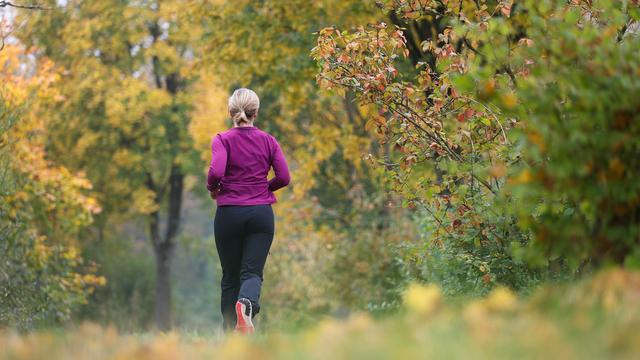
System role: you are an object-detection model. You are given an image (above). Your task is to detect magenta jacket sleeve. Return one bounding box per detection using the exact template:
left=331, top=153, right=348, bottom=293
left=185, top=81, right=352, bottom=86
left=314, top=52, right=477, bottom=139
left=268, top=137, right=290, bottom=192
left=207, top=135, right=227, bottom=192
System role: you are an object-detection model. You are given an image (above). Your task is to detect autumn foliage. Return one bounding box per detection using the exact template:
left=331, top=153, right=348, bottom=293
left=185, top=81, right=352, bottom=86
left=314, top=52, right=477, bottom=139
left=1, top=45, right=104, bottom=328
left=312, top=0, right=640, bottom=286
left=1, top=0, right=639, bottom=351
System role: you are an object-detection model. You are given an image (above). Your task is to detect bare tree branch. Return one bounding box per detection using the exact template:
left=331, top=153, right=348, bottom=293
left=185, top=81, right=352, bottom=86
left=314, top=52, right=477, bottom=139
left=0, top=1, right=54, bottom=50
left=0, top=1, right=53, bottom=10
left=0, top=21, right=9, bottom=52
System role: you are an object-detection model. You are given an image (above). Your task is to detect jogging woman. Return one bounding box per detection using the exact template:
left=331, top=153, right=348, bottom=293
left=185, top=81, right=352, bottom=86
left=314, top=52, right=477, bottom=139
left=207, top=88, right=290, bottom=334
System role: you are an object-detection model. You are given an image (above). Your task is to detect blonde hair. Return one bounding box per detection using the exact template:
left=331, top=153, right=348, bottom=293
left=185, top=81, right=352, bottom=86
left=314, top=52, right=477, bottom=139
left=228, top=88, right=260, bottom=126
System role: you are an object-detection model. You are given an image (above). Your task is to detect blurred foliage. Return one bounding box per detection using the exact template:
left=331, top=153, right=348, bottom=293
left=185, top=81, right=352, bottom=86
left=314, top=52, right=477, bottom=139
left=259, top=200, right=418, bottom=327
left=7, top=0, right=411, bottom=330
left=1, top=268, right=640, bottom=359
left=13, top=0, right=219, bottom=330
left=2, top=0, right=639, bottom=336
left=499, top=0, right=640, bottom=267
left=73, top=233, right=155, bottom=332
left=0, top=45, right=104, bottom=330
left=311, top=0, right=542, bottom=296
left=15, top=0, right=200, bottom=224
left=312, top=0, right=640, bottom=296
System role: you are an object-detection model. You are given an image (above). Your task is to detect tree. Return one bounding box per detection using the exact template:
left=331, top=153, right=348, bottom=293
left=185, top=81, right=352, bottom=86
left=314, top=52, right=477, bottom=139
left=312, top=0, right=537, bottom=293
left=313, top=0, right=640, bottom=283
left=0, top=44, right=104, bottom=329
left=16, top=0, right=205, bottom=330
left=500, top=0, right=640, bottom=267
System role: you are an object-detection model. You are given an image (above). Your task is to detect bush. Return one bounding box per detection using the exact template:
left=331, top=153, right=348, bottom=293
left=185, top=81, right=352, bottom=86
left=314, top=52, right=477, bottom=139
left=501, top=0, right=640, bottom=267
left=312, top=0, right=640, bottom=292
left=74, top=234, right=155, bottom=332
left=1, top=46, right=104, bottom=330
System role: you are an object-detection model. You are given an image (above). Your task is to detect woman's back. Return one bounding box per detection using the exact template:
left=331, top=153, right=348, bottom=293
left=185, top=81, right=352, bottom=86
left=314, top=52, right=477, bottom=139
left=209, top=87, right=289, bottom=333
left=207, top=125, right=289, bottom=206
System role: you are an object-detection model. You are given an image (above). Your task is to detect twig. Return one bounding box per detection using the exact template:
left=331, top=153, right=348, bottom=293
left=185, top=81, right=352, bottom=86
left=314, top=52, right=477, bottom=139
left=463, top=96, right=509, bottom=144
left=0, top=1, right=53, bottom=10
left=419, top=200, right=452, bottom=234
left=462, top=36, right=483, bottom=56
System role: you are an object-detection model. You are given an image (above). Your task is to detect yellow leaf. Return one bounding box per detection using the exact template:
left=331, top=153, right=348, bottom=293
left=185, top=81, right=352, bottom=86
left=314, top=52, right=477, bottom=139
left=403, top=283, right=442, bottom=316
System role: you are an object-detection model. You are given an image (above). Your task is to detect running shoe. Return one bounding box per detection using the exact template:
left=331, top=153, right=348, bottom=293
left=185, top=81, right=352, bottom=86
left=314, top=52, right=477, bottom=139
left=235, top=298, right=254, bottom=334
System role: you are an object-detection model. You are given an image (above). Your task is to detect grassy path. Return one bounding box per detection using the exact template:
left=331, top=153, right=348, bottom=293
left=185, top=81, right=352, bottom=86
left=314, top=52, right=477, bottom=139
left=2, top=269, right=639, bottom=360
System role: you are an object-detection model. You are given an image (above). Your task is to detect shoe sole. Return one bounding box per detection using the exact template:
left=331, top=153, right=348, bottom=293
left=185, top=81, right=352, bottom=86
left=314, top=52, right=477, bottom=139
left=235, top=301, right=254, bottom=334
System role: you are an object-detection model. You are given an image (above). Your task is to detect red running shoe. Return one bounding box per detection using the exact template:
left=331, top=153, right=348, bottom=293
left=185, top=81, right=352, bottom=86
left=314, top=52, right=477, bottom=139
left=235, top=298, right=254, bottom=334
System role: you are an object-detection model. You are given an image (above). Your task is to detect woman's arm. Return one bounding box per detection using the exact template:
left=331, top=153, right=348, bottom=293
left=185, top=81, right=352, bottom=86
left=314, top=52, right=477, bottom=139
left=207, top=135, right=227, bottom=192
left=268, top=137, right=290, bottom=192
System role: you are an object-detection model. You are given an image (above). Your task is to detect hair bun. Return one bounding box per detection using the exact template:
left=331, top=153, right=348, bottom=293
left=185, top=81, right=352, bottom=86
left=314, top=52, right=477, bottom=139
left=228, top=88, right=260, bottom=126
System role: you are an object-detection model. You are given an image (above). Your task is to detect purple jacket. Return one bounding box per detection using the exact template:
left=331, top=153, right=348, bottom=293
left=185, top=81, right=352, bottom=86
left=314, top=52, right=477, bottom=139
left=207, top=126, right=290, bottom=206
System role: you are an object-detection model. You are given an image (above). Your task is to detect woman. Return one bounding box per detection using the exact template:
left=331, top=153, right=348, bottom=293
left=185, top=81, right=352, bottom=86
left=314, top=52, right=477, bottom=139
left=207, top=88, right=290, bottom=334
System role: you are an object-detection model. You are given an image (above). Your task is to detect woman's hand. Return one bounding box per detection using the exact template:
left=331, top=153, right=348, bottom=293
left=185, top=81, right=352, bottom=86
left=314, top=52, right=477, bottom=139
left=210, top=186, right=221, bottom=200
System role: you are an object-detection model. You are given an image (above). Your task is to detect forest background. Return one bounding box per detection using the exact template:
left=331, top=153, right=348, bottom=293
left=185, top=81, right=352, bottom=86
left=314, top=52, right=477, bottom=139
left=1, top=1, right=640, bottom=357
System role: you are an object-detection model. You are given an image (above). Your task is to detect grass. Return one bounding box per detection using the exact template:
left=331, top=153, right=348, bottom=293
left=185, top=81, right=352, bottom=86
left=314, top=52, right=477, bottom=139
left=1, top=268, right=639, bottom=360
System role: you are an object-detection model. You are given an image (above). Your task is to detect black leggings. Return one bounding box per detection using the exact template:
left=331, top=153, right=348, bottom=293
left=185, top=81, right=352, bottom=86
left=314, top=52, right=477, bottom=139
left=214, top=204, right=274, bottom=330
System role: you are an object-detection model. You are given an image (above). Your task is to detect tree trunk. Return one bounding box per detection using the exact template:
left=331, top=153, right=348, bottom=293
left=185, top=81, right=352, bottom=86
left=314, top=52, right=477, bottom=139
left=146, top=24, right=185, bottom=329
left=154, top=242, right=173, bottom=331
left=147, top=165, right=183, bottom=331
